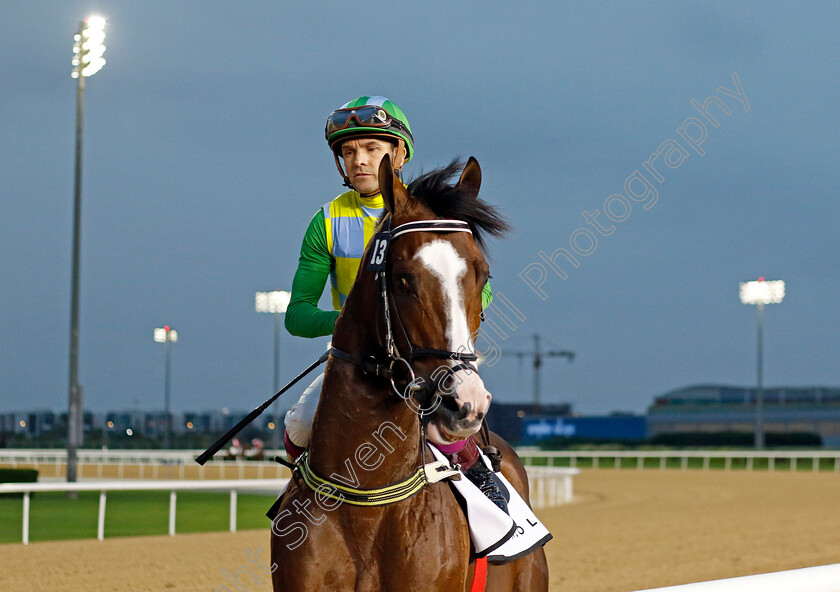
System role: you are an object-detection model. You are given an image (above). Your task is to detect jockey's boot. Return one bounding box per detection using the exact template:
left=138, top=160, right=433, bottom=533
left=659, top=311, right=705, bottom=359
left=452, top=437, right=509, bottom=514
left=283, top=430, right=305, bottom=463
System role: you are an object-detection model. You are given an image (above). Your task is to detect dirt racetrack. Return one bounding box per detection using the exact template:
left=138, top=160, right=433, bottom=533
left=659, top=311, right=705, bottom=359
left=1, top=469, right=838, bottom=591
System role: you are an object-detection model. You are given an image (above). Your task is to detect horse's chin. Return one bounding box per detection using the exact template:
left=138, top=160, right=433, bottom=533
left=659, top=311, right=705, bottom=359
left=427, top=417, right=482, bottom=446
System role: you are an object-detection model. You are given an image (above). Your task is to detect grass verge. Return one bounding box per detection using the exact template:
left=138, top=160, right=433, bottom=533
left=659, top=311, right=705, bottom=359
left=0, top=490, right=276, bottom=544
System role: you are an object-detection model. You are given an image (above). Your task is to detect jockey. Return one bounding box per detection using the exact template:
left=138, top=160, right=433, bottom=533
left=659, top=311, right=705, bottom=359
left=282, top=96, right=507, bottom=512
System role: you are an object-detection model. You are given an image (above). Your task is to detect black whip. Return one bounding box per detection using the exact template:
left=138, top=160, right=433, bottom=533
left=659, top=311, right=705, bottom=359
left=195, top=351, right=329, bottom=465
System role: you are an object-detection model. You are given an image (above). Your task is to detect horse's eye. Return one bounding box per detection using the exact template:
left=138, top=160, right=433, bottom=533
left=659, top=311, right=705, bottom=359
left=396, top=275, right=413, bottom=293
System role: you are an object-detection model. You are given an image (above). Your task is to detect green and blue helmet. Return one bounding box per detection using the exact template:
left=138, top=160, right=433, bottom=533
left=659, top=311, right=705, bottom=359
left=325, top=96, right=414, bottom=162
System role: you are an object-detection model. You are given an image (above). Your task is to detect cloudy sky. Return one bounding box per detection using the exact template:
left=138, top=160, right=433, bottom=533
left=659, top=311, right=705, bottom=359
left=2, top=1, right=838, bottom=420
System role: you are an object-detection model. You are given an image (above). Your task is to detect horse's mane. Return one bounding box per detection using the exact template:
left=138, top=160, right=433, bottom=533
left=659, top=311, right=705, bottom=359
left=406, top=159, right=510, bottom=252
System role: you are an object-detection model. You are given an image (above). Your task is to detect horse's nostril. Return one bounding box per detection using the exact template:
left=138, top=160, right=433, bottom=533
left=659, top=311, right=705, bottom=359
left=456, top=401, right=472, bottom=420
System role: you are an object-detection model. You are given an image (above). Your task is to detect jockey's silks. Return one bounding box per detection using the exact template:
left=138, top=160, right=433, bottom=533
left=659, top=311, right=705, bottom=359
left=322, top=190, right=384, bottom=309
left=285, top=188, right=493, bottom=339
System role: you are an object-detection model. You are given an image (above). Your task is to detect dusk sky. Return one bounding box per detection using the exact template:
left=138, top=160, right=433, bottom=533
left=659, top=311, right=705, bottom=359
left=2, top=1, right=838, bottom=420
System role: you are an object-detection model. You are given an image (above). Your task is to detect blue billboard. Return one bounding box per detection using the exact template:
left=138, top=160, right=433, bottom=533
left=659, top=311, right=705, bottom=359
left=522, top=416, right=647, bottom=443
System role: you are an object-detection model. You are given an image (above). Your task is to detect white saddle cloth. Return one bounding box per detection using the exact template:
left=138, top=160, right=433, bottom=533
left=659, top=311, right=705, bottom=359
left=427, top=445, right=552, bottom=564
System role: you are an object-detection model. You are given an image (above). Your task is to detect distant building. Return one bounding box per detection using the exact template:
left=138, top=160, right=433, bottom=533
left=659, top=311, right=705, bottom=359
left=0, top=407, right=263, bottom=441
left=647, top=385, right=840, bottom=447
left=106, top=411, right=151, bottom=435
left=1, top=410, right=61, bottom=436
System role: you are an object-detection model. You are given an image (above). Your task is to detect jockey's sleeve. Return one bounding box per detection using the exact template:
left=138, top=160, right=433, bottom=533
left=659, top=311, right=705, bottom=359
left=482, top=280, right=493, bottom=310
left=285, top=209, right=341, bottom=338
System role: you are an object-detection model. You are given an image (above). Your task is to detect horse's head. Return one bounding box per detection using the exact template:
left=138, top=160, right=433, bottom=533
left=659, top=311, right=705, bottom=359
left=376, top=155, right=509, bottom=444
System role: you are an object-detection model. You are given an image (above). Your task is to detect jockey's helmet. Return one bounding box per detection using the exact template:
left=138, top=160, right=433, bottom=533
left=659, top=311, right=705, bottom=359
left=325, top=96, right=414, bottom=162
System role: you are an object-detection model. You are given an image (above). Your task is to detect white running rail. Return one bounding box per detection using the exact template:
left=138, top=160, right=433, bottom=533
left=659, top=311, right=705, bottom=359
left=527, top=466, right=580, bottom=508
left=0, top=466, right=578, bottom=544
left=516, top=450, right=840, bottom=472
left=3, top=449, right=838, bottom=475
left=0, top=478, right=287, bottom=545
left=0, top=449, right=287, bottom=480
left=631, top=563, right=840, bottom=592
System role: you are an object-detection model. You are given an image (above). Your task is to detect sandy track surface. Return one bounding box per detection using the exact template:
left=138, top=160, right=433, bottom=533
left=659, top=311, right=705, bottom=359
left=543, top=470, right=840, bottom=591
left=1, top=469, right=838, bottom=591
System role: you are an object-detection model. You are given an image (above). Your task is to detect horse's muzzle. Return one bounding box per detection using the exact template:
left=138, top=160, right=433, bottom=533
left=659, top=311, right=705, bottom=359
left=429, top=367, right=491, bottom=440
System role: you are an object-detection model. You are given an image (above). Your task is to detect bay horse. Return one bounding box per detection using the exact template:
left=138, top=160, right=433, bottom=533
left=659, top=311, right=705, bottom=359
left=270, top=156, right=548, bottom=591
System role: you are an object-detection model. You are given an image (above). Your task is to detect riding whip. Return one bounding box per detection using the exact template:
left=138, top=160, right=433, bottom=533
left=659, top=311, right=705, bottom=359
left=195, top=351, right=329, bottom=465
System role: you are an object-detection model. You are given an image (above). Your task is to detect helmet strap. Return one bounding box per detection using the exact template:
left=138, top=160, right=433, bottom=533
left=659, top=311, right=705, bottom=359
left=333, top=153, right=354, bottom=188
left=392, top=139, right=407, bottom=170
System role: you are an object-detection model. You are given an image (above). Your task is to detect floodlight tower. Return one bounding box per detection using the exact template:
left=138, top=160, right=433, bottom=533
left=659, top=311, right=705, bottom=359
left=739, top=277, right=785, bottom=448
left=67, top=15, right=106, bottom=485
left=154, top=326, right=178, bottom=448
left=256, top=290, right=291, bottom=449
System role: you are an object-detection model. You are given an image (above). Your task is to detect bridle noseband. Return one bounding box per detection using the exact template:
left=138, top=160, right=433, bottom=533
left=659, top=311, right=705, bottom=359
left=330, top=216, right=481, bottom=414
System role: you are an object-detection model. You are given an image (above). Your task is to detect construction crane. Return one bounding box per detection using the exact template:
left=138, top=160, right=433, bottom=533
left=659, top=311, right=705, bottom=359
left=504, top=334, right=575, bottom=414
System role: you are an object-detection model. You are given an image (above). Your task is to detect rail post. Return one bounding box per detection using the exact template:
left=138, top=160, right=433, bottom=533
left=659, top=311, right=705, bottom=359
left=22, top=492, right=30, bottom=545
left=230, top=490, right=238, bottom=532
left=97, top=491, right=107, bottom=540
left=169, top=491, right=177, bottom=535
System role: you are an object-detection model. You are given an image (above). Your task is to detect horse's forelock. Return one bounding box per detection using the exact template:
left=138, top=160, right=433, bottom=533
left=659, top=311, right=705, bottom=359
left=405, top=160, right=510, bottom=252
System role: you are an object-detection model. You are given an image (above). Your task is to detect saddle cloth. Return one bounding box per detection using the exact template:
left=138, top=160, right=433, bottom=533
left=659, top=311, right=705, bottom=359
left=427, top=445, right=552, bottom=564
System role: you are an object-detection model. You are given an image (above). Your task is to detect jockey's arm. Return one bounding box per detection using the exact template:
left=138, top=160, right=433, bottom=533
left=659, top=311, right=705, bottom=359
left=481, top=280, right=492, bottom=310
left=285, top=210, right=340, bottom=338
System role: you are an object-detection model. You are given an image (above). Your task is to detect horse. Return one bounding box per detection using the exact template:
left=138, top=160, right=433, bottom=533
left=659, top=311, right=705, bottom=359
left=270, top=155, right=549, bottom=592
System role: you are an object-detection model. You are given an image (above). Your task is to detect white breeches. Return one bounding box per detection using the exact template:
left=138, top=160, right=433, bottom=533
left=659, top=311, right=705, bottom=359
left=283, top=373, right=324, bottom=448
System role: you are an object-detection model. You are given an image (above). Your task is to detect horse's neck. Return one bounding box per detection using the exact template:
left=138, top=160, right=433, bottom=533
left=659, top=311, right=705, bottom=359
left=309, top=369, right=421, bottom=488
left=307, top=277, right=422, bottom=488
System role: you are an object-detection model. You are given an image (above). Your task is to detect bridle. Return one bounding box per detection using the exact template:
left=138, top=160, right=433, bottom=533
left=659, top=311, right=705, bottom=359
left=328, top=216, right=481, bottom=416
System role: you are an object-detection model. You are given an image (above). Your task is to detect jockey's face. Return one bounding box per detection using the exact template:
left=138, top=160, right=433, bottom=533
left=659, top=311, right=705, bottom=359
left=340, top=137, right=400, bottom=195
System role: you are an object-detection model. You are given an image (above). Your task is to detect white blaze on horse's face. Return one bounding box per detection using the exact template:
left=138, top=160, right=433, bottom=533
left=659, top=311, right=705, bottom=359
left=415, top=239, right=492, bottom=438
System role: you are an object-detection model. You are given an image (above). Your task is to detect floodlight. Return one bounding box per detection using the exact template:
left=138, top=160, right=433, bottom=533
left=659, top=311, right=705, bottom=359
left=154, top=326, right=177, bottom=448
left=255, top=290, right=292, bottom=314
left=71, top=15, right=106, bottom=79
left=154, top=326, right=178, bottom=343
left=740, top=278, right=785, bottom=305
left=738, top=277, right=786, bottom=449
left=67, top=14, right=109, bottom=486
left=256, top=289, right=292, bottom=450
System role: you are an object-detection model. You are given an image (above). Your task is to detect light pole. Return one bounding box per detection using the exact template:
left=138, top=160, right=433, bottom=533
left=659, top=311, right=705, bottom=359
left=104, top=419, right=113, bottom=449
left=66, top=15, right=106, bottom=485
left=154, top=326, right=178, bottom=448
left=256, top=290, right=291, bottom=449
left=739, top=277, right=785, bottom=448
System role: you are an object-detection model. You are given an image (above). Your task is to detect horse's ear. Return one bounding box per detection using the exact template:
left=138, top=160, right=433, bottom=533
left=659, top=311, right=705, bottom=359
left=379, top=153, right=408, bottom=214
left=457, top=157, right=482, bottom=201
left=379, top=154, right=396, bottom=213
